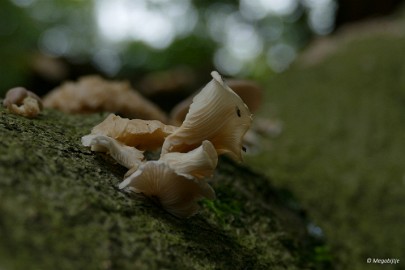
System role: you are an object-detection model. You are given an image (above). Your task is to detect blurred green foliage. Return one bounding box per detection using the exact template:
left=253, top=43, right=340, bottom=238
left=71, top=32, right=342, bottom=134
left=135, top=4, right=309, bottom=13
left=0, top=1, right=40, bottom=91
left=0, top=0, right=95, bottom=94
left=247, top=33, right=405, bottom=269
left=0, top=0, right=318, bottom=96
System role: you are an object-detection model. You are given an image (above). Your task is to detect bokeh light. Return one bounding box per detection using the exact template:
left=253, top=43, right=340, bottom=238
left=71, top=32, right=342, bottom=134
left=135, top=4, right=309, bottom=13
left=95, top=0, right=197, bottom=49
left=303, top=0, right=337, bottom=35
left=1, top=0, right=339, bottom=92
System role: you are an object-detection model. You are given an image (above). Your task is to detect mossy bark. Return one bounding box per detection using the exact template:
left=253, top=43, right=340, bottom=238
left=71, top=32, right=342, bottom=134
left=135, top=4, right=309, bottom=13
left=0, top=106, right=326, bottom=270
left=247, top=31, right=405, bottom=269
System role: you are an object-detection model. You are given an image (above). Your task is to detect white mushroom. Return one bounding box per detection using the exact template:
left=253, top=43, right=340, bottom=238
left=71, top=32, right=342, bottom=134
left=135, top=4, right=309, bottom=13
left=82, top=134, right=144, bottom=171
left=119, top=161, right=215, bottom=218
left=91, top=114, right=177, bottom=151
left=169, top=78, right=262, bottom=126
left=161, top=71, right=252, bottom=162
left=160, top=140, right=218, bottom=179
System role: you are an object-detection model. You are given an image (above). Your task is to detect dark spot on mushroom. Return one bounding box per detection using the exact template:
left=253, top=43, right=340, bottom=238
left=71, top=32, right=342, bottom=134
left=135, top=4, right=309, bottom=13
left=242, top=146, right=247, bottom=152
left=236, top=106, right=241, bottom=117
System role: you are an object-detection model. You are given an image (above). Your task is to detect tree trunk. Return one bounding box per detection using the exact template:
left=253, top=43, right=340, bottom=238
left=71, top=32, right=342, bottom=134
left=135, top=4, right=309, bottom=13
left=0, top=106, right=327, bottom=270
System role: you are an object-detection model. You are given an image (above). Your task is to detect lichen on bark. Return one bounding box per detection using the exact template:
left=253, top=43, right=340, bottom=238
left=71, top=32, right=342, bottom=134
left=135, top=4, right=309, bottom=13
left=0, top=105, right=326, bottom=270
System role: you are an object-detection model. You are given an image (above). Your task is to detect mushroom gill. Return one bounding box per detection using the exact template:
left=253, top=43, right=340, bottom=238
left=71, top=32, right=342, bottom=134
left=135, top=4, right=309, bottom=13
left=160, top=140, right=218, bottom=179
left=169, top=78, right=262, bottom=126
left=119, top=161, right=215, bottom=218
left=161, top=71, right=253, bottom=162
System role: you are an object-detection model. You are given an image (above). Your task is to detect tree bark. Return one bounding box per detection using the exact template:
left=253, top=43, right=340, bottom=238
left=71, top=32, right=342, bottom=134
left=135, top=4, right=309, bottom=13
left=0, top=106, right=327, bottom=269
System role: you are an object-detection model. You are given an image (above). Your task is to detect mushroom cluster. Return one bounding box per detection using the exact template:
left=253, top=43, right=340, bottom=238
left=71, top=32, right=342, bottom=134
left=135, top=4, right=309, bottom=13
left=82, top=71, right=252, bottom=218
left=43, top=75, right=168, bottom=122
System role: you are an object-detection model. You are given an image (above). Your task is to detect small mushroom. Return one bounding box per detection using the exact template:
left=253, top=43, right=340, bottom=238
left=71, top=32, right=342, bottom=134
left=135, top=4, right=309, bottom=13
left=169, top=78, right=262, bottom=126
left=91, top=114, right=177, bottom=151
left=160, top=140, right=218, bottom=179
left=43, top=75, right=168, bottom=122
left=119, top=161, right=215, bottom=218
left=82, top=134, right=144, bottom=171
left=162, top=71, right=252, bottom=162
left=3, top=87, right=43, bottom=118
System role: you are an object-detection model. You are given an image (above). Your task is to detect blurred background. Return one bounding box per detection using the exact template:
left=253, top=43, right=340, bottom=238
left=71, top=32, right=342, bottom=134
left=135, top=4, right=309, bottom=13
left=1, top=0, right=403, bottom=107
left=2, top=1, right=405, bottom=269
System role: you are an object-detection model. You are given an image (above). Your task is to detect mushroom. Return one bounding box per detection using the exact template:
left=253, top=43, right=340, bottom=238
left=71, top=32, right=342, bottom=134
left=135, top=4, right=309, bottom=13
left=81, top=71, right=253, bottom=218
left=161, top=71, right=252, bottom=162
left=90, top=114, right=177, bottom=151
left=82, top=134, right=144, bottom=171
left=3, top=87, right=43, bottom=118
left=160, top=140, right=218, bottom=179
left=43, top=75, right=168, bottom=122
left=118, top=161, right=215, bottom=218
left=169, top=78, right=262, bottom=126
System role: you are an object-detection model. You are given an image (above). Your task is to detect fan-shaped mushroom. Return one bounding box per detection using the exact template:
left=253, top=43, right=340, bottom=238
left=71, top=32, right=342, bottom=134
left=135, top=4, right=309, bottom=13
left=119, top=161, right=215, bottom=218
left=162, top=71, right=252, bottom=162
left=90, top=114, right=177, bottom=151
left=160, top=140, right=218, bottom=179
left=169, top=78, right=261, bottom=126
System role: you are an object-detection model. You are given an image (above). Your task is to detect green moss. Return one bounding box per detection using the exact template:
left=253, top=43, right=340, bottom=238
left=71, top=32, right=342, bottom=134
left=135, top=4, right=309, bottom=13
left=0, top=107, right=324, bottom=269
left=247, top=35, right=405, bottom=269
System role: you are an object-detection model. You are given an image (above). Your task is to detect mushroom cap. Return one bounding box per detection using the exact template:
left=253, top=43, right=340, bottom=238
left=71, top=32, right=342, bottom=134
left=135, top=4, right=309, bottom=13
left=82, top=134, right=144, bottom=170
left=169, top=78, right=262, bottom=126
left=162, top=71, right=253, bottom=162
left=160, top=140, right=218, bottom=179
left=43, top=75, right=168, bottom=122
left=91, top=114, right=177, bottom=151
left=119, top=161, right=215, bottom=218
